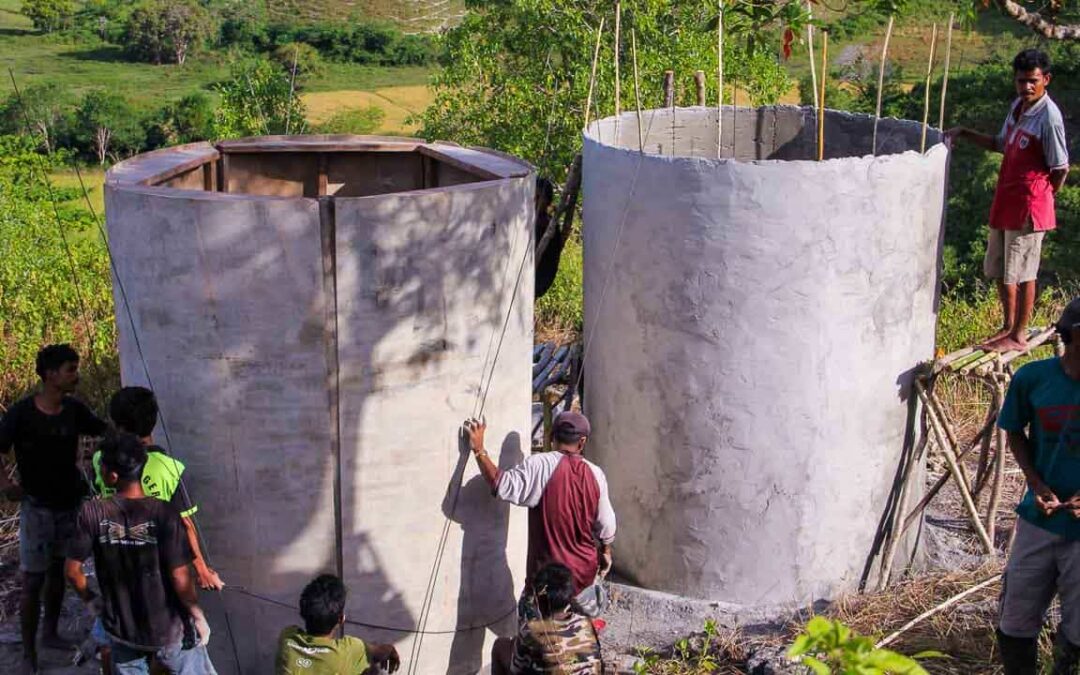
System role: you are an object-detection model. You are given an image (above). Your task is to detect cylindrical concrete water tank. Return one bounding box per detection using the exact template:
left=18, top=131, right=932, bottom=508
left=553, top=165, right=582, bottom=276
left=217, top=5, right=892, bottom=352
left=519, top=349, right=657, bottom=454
left=583, top=107, right=945, bottom=607
left=104, top=136, right=535, bottom=674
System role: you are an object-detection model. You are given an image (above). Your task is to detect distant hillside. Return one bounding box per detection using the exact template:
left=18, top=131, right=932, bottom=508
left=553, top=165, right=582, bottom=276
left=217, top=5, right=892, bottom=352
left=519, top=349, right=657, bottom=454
left=263, top=0, right=464, bottom=31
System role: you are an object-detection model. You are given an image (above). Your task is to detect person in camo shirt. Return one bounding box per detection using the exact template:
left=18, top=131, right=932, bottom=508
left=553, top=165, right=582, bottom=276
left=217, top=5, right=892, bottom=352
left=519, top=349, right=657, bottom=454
left=491, top=563, right=602, bottom=675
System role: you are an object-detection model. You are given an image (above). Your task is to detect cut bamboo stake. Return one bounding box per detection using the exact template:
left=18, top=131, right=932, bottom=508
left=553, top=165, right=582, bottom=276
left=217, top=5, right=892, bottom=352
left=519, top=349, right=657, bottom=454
left=938, top=13, right=954, bottom=130
left=986, top=370, right=1008, bottom=547
left=872, top=16, right=894, bottom=156
left=694, top=71, right=706, bottom=106
left=817, top=30, right=827, bottom=161
left=806, top=0, right=818, bottom=110
left=877, top=427, right=925, bottom=591
left=915, top=381, right=994, bottom=552
left=876, top=575, right=1002, bottom=649
left=583, top=17, right=606, bottom=132
left=717, top=0, right=724, bottom=158
left=664, top=70, right=675, bottom=156
left=614, top=0, right=622, bottom=122
left=631, top=30, right=644, bottom=152
left=920, top=23, right=938, bottom=153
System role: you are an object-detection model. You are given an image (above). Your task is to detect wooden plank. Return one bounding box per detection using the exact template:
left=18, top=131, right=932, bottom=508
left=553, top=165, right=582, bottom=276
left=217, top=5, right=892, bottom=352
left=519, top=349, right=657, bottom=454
left=106, top=142, right=218, bottom=187
left=418, top=145, right=530, bottom=180
left=217, top=135, right=421, bottom=154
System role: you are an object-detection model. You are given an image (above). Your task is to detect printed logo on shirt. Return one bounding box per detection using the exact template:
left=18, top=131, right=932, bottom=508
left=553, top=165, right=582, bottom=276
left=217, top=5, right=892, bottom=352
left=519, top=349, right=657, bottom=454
left=98, top=520, right=158, bottom=546
left=295, top=657, right=312, bottom=669
left=1036, top=405, right=1080, bottom=456
left=287, top=640, right=332, bottom=656
left=1019, top=135, right=1030, bottom=150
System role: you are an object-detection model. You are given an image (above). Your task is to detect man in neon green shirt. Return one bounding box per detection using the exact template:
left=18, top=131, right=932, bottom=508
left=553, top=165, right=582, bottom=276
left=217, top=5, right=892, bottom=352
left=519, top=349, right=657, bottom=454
left=276, top=574, right=400, bottom=674
left=94, top=387, right=223, bottom=590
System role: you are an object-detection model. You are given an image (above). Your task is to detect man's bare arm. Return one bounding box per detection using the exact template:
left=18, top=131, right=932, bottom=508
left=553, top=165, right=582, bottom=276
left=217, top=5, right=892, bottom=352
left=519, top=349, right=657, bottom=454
left=366, top=642, right=401, bottom=673
left=1051, top=167, right=1069, bottom=192
left=946, top=127, right=1000, bottom=153
left=464, top=419, right=500, bottom=488
left=1008, top=430, right=1060, bottom=515
left=65, top=559, right=92, bottom=603
left=181, top=516, right=224, bottom=590
left=169, top=564, right=211, bottom=644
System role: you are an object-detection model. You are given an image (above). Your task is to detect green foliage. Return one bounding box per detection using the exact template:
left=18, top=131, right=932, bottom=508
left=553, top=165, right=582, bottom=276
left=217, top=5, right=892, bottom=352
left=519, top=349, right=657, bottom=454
left=144, top=92, right=216, bottom=147
left=20, top=0, right=75, bottom=33
left=271, top=41, right=326, bottom=82
left=420, top=0, right=792, bottom=183
left=0, top=135, right=115, bottom=405
left=788, top=617, right=940, bottom=675
left=0, top=82, right=73, bottom=154
left=313, top=106, right=386, bottom=135
left=537, top=235, right=583, bottom=332
left=632, top=619, right=726, bottom=674
left=72, top=90, right=143, bottom=164
left=214, top=58, right=306, bottom=138
left=123, top=0, right=214, bottom=66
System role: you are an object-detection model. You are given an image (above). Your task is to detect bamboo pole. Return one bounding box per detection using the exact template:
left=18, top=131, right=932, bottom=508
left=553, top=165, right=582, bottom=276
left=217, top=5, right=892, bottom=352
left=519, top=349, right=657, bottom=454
left=920, top=23, right=938, bottom=153
left=583, top=17, right=606, bottom=132
left=877, top=429, right=924, bottom=591
left=631, top=30, right=644, bottom=152
left=694, top=71, right=707, bottom=106
left=717, top=0, right=724, bottom=158
left=614, top=1, right=621, bottom=121
left=817, top=30, right=827, bottom=161
left=986, top=372, right=1008, bottom=548
left=938, top=13, right=954, bottom=130
left=872, top=16, right=894, bottom=156
left=915, top=381, right=995, bottom=552
left=806, top=0, right=818, bottom=110
left=876, top=575, right=1002, bottom=649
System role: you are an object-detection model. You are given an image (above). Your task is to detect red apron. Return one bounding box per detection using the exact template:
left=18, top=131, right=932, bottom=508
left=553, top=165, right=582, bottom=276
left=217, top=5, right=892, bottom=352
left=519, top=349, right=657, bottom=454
left=989, top=120, right=1056, bottom=232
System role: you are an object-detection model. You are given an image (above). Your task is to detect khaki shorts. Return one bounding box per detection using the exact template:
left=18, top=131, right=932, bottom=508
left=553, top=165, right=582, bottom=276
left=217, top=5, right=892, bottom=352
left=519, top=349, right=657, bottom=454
left=984, top=220, right=1044, bottom=284
left=999, top=519, right=1080, bottom=644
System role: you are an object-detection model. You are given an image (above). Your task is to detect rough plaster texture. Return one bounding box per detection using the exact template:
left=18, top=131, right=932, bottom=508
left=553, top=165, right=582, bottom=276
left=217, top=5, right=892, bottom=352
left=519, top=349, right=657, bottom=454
left=582, top=106, right=946, bottom=608
left=104, top=139, right=534, bottom=674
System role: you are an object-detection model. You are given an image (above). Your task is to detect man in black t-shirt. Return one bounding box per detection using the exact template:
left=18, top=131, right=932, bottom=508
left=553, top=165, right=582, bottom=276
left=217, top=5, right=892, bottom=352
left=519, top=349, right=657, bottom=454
left=66, top=433, right=216, bottom=674
left=0, top=344, right=106, bottom=673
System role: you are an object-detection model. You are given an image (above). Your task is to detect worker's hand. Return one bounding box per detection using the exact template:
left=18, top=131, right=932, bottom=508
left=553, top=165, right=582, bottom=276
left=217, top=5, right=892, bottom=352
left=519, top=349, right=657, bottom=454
left=383, top=646, right=401, bottom=673
left=1, top=483, right=23, bottom=502
left=82, top=590, right=101, bottom=617
left=1064, top=493, right=1080, bottom=519
left=598, top=546, right=613, bottom=579
left=195, top=565, right=225, bottom=591
left=191, top=607, right=211, bottom=646
left=944, top=127, right=964, bottom=148
left=463, top=417, right=486, bottom=454
left=1033, top=481, right=1062, bottom=516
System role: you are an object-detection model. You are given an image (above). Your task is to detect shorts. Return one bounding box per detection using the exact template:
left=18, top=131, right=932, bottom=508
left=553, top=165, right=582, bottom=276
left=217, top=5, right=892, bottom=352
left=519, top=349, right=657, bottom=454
left=111, top=640, right=217, bottom=675
left=984, top=220, right=1044, bottom=284
left=19, top=500, right=77, bottom=574
left=999, top=519, right=1080, bottom=644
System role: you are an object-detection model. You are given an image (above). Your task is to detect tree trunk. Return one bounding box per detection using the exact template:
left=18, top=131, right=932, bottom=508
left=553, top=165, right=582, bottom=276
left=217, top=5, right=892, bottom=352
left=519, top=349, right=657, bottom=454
left=95, top=127, right=111, bottom=166
left=35, top=122, right=51, bottom=154
left=994, top=0, right=1080, bottom=40
left=175, top=39, right=188, bottom=66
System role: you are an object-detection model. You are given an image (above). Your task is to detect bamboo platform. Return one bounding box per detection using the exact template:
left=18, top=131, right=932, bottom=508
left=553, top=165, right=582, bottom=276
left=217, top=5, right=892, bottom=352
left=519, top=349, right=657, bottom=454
left=873, top=327, right=1061, bottom=590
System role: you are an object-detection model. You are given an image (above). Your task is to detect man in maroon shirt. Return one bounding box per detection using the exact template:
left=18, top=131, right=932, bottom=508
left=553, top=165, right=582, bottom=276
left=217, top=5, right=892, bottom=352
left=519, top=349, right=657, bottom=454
left=948, top=49, right=1070, bottom=352
left=464, top=412, right=616, bottom=617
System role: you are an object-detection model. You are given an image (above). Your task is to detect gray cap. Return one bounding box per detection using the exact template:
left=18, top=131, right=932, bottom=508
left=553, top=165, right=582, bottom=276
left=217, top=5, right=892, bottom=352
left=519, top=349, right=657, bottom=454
left=553, top=411, right=591, bottom=439
left=1058, top=298, right=1080, bottom=335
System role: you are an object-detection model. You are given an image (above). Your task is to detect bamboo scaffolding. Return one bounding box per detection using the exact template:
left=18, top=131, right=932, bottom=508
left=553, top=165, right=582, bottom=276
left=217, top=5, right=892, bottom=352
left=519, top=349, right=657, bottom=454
left=806, top=0, right=818, bottom=110
left=938, top=13, right=954, bottom=130
left=817, top=31, right=827, bottom=161
left=872, top=16, right=894, bottom=156
left=614, top=1, right=622, bottom=123
left=583, top=17, right=606, bottom=132
left=717, top=0, right=724, bottom=158
left=920, top=23, right=937, bottom=153
left=631, top=30, right=644, bottom=152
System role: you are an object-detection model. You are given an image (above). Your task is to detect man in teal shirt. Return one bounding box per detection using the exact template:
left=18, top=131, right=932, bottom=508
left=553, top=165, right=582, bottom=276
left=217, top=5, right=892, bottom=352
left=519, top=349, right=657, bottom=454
left=998, top=298, right=1080, bottom=674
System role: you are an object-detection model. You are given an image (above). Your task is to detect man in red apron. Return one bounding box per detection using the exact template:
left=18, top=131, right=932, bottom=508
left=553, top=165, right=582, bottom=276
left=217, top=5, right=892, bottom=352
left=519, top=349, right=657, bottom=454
left=947, top=49, right=1070, bottom=353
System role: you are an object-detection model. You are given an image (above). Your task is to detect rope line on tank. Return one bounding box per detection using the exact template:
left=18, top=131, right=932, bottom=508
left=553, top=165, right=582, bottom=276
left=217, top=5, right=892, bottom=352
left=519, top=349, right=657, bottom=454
left=6, top=68, right=247, bottom=674
left=222, top=586, right=518, bottom=634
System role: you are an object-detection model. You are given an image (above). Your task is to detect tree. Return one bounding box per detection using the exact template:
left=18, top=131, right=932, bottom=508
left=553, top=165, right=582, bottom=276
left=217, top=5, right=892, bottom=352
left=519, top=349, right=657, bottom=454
left=988, top=0, right=1080, bottom=41
left=124, top=0, right=213, bottom=65
left=0, top=83, right=73, bottom=154
left=145, top=92, right=216, bottom=148
left=271, top=42, right=326, bottom=82
left=73, top=90, right=143, bottom=164
left=20, top=0, right=75, bottom=33
left=214, top=58, right=306, bottom=138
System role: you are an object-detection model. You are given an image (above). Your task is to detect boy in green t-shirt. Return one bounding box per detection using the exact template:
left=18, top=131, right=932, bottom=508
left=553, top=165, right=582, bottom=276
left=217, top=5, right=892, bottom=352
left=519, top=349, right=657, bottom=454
left=276, top=574, right=400, bottom=674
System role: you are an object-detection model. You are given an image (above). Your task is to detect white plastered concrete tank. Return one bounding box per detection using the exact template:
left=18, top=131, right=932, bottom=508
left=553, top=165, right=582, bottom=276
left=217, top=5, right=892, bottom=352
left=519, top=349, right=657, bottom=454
left=104, top=136, right=534, bottom=674
left=583, top=107, right=946, bottom=607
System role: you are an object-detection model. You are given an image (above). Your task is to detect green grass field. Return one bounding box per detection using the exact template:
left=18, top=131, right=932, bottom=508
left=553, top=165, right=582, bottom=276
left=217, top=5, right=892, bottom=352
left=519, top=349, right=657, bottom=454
left=0, top=0, right=431, bottom=111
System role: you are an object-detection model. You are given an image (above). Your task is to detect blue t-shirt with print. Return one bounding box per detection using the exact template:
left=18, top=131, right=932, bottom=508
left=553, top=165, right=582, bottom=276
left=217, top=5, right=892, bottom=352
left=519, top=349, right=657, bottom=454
left=999, top=357, right=1080, bottom=539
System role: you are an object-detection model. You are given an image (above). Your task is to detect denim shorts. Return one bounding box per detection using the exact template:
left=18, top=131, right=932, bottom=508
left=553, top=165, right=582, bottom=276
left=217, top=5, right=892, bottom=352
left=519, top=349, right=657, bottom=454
left=18, top=499, right=77, bottom=573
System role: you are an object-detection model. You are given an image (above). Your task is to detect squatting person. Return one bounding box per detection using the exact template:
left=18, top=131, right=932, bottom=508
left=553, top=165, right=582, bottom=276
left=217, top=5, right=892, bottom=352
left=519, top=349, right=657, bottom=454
left=996, top=297, right=1080, bottom=673
left=947, top=48, right=1069, bottom=353
left=0, top=344, right=107, bottom=674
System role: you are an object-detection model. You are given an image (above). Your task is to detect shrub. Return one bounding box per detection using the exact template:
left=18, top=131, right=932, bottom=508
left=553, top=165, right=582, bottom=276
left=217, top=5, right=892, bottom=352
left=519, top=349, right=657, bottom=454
left=271, top=41, right=325, bottom=82
left=313, top=107, right=385, bottom=135
left=214, top=58, right=306, bottom=138
left=145, top=92, right=216, bottom=148
left=72, top=90, right=144, bottom=164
